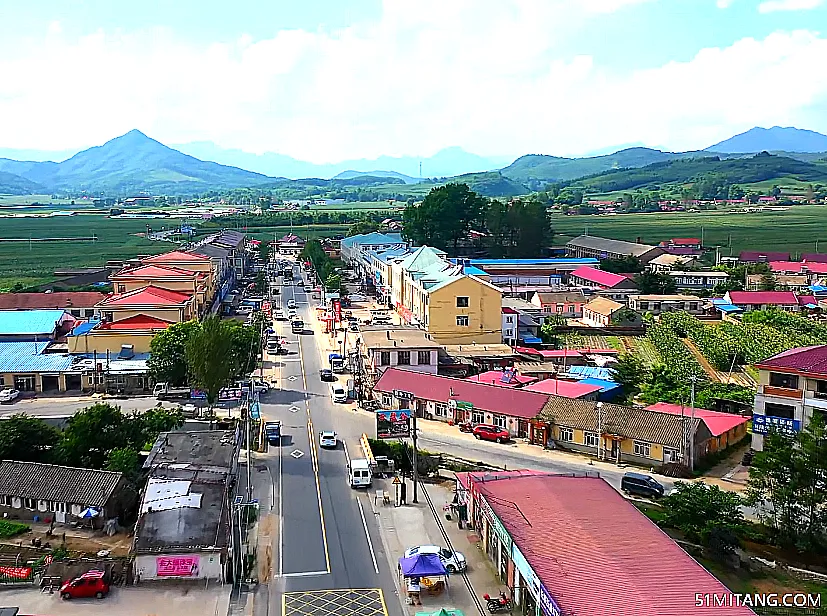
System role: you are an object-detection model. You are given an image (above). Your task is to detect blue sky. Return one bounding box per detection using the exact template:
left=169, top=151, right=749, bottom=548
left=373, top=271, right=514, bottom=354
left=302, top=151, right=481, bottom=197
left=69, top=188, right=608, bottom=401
left=0, top=0, right=826, bottom=162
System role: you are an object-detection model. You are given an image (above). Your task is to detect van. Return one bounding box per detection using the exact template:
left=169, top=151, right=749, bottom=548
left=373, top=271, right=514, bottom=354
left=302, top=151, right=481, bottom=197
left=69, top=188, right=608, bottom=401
left=331, top=384, right=347, bottom=403
left=620, top=472, right=665, bottom=499
left=349, top=459, right=372, bottom=488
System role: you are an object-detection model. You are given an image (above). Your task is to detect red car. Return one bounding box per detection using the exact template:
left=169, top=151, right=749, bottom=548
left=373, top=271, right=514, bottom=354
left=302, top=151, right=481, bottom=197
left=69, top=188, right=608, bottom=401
left=472, top=424, right=510, bottom=443
left=60, top=570, right=110, bottom=600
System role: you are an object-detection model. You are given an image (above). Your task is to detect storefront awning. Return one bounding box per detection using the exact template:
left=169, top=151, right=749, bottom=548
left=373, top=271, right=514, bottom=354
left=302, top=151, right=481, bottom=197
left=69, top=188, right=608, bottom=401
left=520, top=336, right=543, bottom=345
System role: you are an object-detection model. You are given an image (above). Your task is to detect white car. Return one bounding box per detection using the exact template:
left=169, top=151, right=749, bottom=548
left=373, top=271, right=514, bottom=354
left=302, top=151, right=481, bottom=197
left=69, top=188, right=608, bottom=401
left=287, top=299, right=297, bottom=309
left=319, top=431, right=338, bottom=448
left=331, top=384, right=347, bottom=403
left=0, top=389, right=21, bottom=403
left=404, top=545, right=467, bottom=574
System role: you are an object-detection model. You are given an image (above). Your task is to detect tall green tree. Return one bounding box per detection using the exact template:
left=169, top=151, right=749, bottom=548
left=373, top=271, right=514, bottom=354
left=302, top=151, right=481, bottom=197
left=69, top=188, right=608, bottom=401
left=55, top=403, right=129, bottom=469
left=600, top=256, right=643, bottom=274
left=635, top=271, right=678, bottom=294
left=186, top=316, right=235, bottom=407
left=347, top=221, right=380, bottom=236
left=403, top=183, right=487, bottom=253
left=105, top=447, right=141, bottom=482
left=225, top=319, right=261, bottom=381
left=661, top=482, right=744, bottom=545
left=148, top=320, right=200, bottom=385
left=0, top=414, right=60, bottom=463
left=609, top=354, right=649, bottom=401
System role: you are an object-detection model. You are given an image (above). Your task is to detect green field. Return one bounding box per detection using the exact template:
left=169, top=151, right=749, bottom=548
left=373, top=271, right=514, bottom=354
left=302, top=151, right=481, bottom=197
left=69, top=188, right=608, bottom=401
left=0, top=194, right=75, bottom=206
left=551, top=206, right=827, bottom=256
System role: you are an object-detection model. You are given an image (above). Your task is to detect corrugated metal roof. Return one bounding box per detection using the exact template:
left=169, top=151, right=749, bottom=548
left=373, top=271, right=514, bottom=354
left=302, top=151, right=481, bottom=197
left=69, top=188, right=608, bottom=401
left=478, top=475, right=756, bottom=616
left=0, top=341, right=75, bottom=372
left=756, top=345, right=827, bottom=376
left=0, top=310, right=66, bottom=336
left=0, top=461, right=123, bottom=507
left=0, top=292, right=104, bottom=311
left=567, top=234, right=659, bottom=257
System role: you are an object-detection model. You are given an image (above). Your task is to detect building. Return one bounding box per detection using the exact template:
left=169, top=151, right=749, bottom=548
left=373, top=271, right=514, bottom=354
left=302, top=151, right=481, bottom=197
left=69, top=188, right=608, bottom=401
left=110, top=265, right=209, bottom=316
left=565, top=235, right=664, bottom=263
left=209, top=231, right=249, bottom=275
left=373, top=368, right=550, bottom=438
left=0, top=341, right=79, bottom=393
left=523, top=378, right=602, bottom=400
left=441, top=344, right=519, bottom=374
left=501, top=307, right=519, bottom=346
left=668, top=270, right=729, bottom=291
left=341, top=232, right=408, bottom=281
left=360, top=326, right=440, bottom=376
left=132, top=430, right=240, bottom=582
left=96, top=286, right=195, bottom=324
left=0, top=309, right=75, bottom=342
left=746, top=273, right=811, bottom=292
left=465, top=369, right=537, bottom=388
left=739, top=250, right=791, bottom=263
left=800, top=253, right=827, bottom=263
left=647, top=253, right=697, bottom=272
left=751, top=346, right=827, bottom=451
left=457, top=258, right=599, bottom=292
left=724, top=290, right=808, bottom=312
left=530, top=291, right=587, bottom=318
left=646, top=402, right=749, bottom=455
left=628, top=294, right=704, bottom=316
left=568, top=266, right=637, bottom=298
left=0, top=292, right=105, bottom=319
left=367, top=247, right=413, bottom=304
left=454, top=472, right=755, bottom=616
left=0, top=461, right=134, bottom=525
left=581, top=298, right=641, bottom=328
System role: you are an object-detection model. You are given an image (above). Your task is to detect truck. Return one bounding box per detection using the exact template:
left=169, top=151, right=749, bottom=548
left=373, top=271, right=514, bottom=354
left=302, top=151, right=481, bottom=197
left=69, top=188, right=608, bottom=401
left=328, top=353, right=345, bottom=373
left=264, top=421, right=282, bottom=445
left=153, top=382, right=191, bottom=400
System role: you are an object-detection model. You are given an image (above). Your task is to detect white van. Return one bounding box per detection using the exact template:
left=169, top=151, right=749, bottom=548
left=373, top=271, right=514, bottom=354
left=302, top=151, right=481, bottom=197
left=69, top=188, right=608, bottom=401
left=331, top=384, right=347, bottom=403
left=349, top=459, right=372, bottom=488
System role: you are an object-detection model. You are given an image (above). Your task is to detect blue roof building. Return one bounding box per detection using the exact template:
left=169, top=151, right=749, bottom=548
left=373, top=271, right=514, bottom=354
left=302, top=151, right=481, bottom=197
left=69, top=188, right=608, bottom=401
left=0, top=309, right=70, bottom=340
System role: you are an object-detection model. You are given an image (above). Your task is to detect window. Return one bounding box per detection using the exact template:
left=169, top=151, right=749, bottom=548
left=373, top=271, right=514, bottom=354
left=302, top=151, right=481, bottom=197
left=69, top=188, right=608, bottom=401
left=769, top=372, right=799, bottom=389
left=379, top=351, right=391, bottom=366
left=505, top=316, right=514, bottom=323
left=456, top=316, right=469, bottom=327
left=434, top=402, right=447, bottom=417
left=382, top=393, right=393, bottom=407
left=0, top=495, right=7, bottom=506
left=556, top=304, right=563, bottom=313
left=492, top=415, right=507, bottom=429
left=584, top=432, right=599, bottom=448
left=23, top=498, right=35, bottom=510
left=417, top=351, right=431, bottom=365
left=764, top=402, right=796, bottom=419
left=397, top=351, right=411, bottom=365
left=638, top=302, right=649, bottom=311
left=117, top=284, right=126, bottom=293
left=633, top=441, right=651, bottom=458
left=456, top=296, right=469, bottom=308
left=472, top=411, right=485, bottom=424
left=663, top=447, right=679, bottom=463
left=543, top=306, right=552, bottom=313
left=815, top=380, right=827, bottom=398
left=559, top=427, right=573, bottom=442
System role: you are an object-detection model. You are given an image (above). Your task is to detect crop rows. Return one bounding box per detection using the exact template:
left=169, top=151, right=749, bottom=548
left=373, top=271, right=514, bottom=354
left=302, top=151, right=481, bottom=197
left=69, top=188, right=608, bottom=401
left=660, top=312, right=742, bottom=371
left=646, top=322, right=708, bottom=382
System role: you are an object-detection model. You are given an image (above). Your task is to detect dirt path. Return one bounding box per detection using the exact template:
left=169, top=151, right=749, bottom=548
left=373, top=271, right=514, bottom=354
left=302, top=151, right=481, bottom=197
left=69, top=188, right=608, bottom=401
left=682, top=338, right=723, bottom=382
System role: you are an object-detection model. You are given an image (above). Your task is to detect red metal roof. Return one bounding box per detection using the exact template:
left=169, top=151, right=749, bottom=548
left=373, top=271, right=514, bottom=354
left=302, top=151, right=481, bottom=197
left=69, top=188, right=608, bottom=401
left=755, top=345, right=827, bottom=376
left=514, top=346, right=543, bottom=356
left=801, top=253, right=827, bottom=263
left=0, top=292, right=105, bottom=311
left=374, top=368, right=550, bottom=418
left=739, top=251, right=790, bottom=262
left=570, top=266, right=627, bottom=288
left=501, top=307, right=519, bottom=314
left=98, top=314, right=173, bottom=331
left=523, top=379, right=602, bottom=398
left=99, top=286, right=192, bottom=307
left=671, top=238, right=701, bottom=245
left=464, top=371, right=537, bottom=387
left=113, top=264, right=200, bottom=279
left=727, top=291, right=799, bottom=305
left=142, top=250, right=211, bottom=263
left=646, top=402, right=748, bottom=437
left=477, top=475, right=755, bottom=616
left=769, top=261, right=827, bottom=274
left=537, top=349, right=583, bottom=359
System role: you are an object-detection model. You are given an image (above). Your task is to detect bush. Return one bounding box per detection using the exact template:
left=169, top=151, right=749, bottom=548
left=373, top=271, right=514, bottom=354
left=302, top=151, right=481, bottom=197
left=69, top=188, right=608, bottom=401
left=0, top=520, right=29, bottom=538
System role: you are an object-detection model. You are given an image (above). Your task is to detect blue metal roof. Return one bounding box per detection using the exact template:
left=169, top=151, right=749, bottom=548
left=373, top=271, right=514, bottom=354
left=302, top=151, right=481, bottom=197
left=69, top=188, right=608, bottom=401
left=0, top=341, right=75, bottom=373
left=810, top=286, right=827, bottom=293
left=70, top=319, right=99, bottom=336
left=0, top=310, right=65, bottom=336
left=716, top=304, right=743, bottom=313
left=580, top=377, right=621, bottom=392
left=563, top=366, right=614, bottom=381
left=469, top=258, right=599, bottom=265
left=341, top=232, right=405, bottom=248
left=463, top=265, right=488, bottom=276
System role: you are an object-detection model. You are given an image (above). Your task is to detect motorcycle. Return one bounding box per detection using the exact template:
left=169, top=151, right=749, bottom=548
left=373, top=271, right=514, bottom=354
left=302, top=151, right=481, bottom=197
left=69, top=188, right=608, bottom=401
left=458, top=422, right=473, bottom=433
left=483, top=592, right=513, bottom=613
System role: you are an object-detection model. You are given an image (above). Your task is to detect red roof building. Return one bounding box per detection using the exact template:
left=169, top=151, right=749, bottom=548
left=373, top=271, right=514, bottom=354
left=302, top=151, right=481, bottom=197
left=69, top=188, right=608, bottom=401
left=800, top=253, right=827, bottom=264
left=569, top=266, right=633, bottom=289
left=523, top=378, right=602, bottom=399
left=464, top=370, right=537, bottom=388
left=755, top=345, right=827, bottom=375
left=739, top=250, right=791, bottom=263
left=142, top=250, right=211, bottom=264
left=668, top=238, right=701, bottom=247
left=769, top=261, right=827, bottom=275
left=96, top=314, right=173, bottom=331
left=0, top=292, right=105, bottom=317
left=646, top=402, right=749, bottom=437
left=724, top=290, right=801, bottom=309
left=464, top=474, right=754, bottom=616
left=98, top=286, right=192, bottom=307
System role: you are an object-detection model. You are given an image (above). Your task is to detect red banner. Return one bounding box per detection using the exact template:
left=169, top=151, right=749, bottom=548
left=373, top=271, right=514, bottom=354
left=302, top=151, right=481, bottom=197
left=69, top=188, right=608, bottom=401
left=0, top=565, right=32, bottom=579
left=333, top=299, right=341, bottom=323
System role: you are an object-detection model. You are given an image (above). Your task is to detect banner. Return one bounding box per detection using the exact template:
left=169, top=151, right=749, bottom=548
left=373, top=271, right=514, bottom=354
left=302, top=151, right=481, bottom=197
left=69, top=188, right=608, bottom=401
left=0, top=566, right=32, bottom=580
left=333, top=299, right=342, bottom=323
left=376, top=409, right=411, bottom=439
left=156, top=555, right=199, bottom=577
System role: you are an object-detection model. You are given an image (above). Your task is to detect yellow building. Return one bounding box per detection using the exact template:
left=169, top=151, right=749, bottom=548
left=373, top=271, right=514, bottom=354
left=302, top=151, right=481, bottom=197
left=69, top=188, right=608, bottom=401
left=111, top=263, right=210, bottom=316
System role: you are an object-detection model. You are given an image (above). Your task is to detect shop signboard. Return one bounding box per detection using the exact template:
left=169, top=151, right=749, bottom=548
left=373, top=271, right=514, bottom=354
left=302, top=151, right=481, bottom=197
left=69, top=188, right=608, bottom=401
left=0, top=565, right=32, bottom=580
left=376, top=409, right=411, bottom=439
left=479, top=495, right=512, bottom=550
left=512, top=545, right=539, bottom=596
left=752, top=414, right=800, bottom=435
left=156, top=555, right=199, bottom=577
left=540, top=585, right=562, bottom=616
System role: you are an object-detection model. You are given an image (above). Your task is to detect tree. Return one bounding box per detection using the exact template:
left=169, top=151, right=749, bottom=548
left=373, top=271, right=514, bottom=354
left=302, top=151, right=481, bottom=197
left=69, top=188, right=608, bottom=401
left=600, top=256, right=643, bottom=274
left=0, top=414, right=60, bottom=463
left=609, top=354, right=649, bottom=401
left=758, top=273, right=777, bottom=291
left=148, top=320, right=200, bottom=385
left=257, top=241, right=271, bottom=263
left=539, top=315, right=567, bottom=346
left=347, top=221, right=380, bottom=236
left=325, top=273, right=342, bottom=292
left=403, top=183, right=487, bottom=253
left=55, top=403, right=129, bottom=469
left=661, top=482, right=744, bottom=545
left=635, top=271, right=678, bottom=294
left=138, top=407, right=185, bottom=449
left=105, top=447, right=141, bottom=482
left=225, top=319, right=262, bottom=381
left=186, top=316, right=235, bottom=408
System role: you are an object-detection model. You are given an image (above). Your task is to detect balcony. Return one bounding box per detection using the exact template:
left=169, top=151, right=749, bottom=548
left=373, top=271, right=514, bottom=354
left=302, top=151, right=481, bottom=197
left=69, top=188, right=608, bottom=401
left=760, top=385, right=804, bottom=400
left=804, top=391, right=827, bottom=410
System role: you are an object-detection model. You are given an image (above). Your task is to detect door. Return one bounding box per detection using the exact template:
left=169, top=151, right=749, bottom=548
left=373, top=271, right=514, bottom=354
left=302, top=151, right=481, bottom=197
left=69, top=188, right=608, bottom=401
left=610, top=440, right=618, bottom=461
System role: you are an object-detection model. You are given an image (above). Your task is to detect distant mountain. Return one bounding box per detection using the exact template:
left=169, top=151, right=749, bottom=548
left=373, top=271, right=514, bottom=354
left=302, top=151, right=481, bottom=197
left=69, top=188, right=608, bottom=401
left=333, top=170, right=420, bottom=184
left=451, top=171, right=528, bottom=198
left=0, top=146, right=79, bottom=163
left=3, top=130, right=276, bottom=194
left=0, top=171, right=46, bottom=195
left=173, top=141, right=512, bottom=179
left=707, top=126, right=827, bottom=154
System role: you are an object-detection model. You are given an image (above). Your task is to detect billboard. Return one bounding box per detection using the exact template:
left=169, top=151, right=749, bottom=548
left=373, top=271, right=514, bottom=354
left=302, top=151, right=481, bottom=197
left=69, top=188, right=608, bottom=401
left=156, top=555, right=199, bottom=577
left=376, top=409, right=411, bottom=439
left=752, top=414, right=801, bottom=435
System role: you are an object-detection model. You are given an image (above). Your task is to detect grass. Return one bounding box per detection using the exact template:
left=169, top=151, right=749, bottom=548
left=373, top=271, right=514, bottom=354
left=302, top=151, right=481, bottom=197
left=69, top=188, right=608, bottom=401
left=0, top=519, right=29, bottom=538
left=0, top=194, right=74, bottom=206
left=551, top=205, right=827, bottom=256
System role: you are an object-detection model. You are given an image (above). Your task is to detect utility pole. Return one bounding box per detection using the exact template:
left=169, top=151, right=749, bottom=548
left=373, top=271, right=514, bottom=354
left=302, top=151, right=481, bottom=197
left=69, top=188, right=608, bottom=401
left=596, top=402, right=603, bottom=461
left=689, top=376, right=697, bottom=472
left=412, top=411, right=419, bottom=504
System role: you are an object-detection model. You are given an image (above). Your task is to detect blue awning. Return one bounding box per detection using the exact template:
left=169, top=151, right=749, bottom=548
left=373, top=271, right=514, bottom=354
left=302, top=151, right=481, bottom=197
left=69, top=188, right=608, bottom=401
left=716, top=304, right=743, bottom=313
left=520, top=336, right=543, bottom=344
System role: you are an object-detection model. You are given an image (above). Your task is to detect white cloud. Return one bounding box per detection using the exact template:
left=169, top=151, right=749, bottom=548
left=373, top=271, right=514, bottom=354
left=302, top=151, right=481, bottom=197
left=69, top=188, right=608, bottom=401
left=716, top=0, right=736, bottom=8
left=1, top=1, right=826, bottom=162
left=759, top=0, right=824, bottom=13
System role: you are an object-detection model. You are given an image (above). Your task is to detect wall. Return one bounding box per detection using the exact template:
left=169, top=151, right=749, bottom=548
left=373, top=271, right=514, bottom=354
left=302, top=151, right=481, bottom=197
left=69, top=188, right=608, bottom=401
left=134, top=551, right=224, bottom=582
left=68, top=330, right=157, bottom=354
left=116, top=279, right=197, bottom=295
left=368, top=348, right=438, bottom=375
left=102, top=307, right=187, bottom=323
left=426, top=277, right=502, bottom=345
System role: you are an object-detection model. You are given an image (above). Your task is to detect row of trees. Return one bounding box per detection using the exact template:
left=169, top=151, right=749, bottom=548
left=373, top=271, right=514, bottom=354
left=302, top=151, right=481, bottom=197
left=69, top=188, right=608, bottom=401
left=148, top=317, right=261, bottom=406
left=299, top=239, right=343, bottom=292
left=402, top=183, right=553, bottom=257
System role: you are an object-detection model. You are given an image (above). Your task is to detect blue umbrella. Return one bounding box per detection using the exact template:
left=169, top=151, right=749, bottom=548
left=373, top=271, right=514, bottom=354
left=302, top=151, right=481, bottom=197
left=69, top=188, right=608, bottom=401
left=79, top=507, right=100, bottom=519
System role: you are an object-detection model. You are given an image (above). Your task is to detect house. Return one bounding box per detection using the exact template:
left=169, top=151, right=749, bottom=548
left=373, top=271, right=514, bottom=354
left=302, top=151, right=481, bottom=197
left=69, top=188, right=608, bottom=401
left=441, top=344, right=520, bottom=374
left=341, top=232, right=408, bottom=280
left=0, top=292, right=105, bottom=319
left=373, top=368, right=550, bottom=438
left=646, top=402, right=749, bottom=455
left=646, top=253, right=697, bottom=273
left=0, top=309, right=75, bottom=342
left=746, top=274, right=811, bottom=292
left=581, top=298, right=641, bottom=328
left=0, top=341, right=79, bottom=393
left=465, top=369, right=537, bottom=388
left=360, top=326, right=440, bottom=376
left=530, top=291, right=587, bottom=318
left=275, top=233, right=305, bottom=256
left=664, top=237, right=701, bottom=248
left=724, top=291, right=805, bottom=312
left=750, top=345, right=827, bottom=452
left=501, top=307, right=519, bottom=346
left=454, top=472, right=755, bottom=616
left=627, top=294, right=704, bottom=316
left=668, top=270, right=729, bottom=291
left=523, top=378, right=602, bottom=400
left=0, top=461, right=135, bottom=525
left=569, top=266, right=637, bottom=294
left=110, top=265, right=209, bottom=316
left=133, top=430, right=240, bottom=582
left=96, top=286, right=195, bottom=324
left=566, top=235, right=664, bottom=263
left=457, top=258, right=598, bottom=292
left=739, top=250, right=791, bottom=263
left=367, top=247, right=413, bottom=305
left=209, top=230, right=248, bottom=275
left=71, top=350, right=151, bottom=395
left=800, top=253, right=827, bottom=263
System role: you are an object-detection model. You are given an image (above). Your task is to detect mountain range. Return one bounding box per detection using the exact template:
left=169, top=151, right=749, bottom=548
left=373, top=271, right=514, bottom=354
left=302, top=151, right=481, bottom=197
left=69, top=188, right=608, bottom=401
left=0, top=125, right=825, bottom=197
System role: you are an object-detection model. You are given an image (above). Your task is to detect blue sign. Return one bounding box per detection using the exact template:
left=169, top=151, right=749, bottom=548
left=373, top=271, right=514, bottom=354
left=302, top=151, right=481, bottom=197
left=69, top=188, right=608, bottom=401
left=752, top=414, right=801, bottom=435
left=249, top=401, right=261, bottom=420
left=540, top=586, right=562, bottom=616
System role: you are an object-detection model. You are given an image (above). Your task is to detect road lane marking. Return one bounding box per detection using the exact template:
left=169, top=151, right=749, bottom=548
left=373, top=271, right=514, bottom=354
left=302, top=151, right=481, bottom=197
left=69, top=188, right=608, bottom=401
left=356, top=493, right=379, bottom=575
left=281, top=570, right=331, bottom=578
left=278, top=425, right=284, bottom=577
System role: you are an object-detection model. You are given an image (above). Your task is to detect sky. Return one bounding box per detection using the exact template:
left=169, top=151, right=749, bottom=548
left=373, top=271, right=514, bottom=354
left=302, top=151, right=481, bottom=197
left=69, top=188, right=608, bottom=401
left=1, top=0, right=826, bottom=163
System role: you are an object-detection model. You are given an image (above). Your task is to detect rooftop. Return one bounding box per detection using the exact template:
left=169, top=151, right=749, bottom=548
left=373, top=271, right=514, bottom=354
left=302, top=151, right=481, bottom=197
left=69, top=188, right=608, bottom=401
left=0, top=292, right=105, bottom=311
left=629, top=294, right=702, bottom=301
left=112, top=264, right=200, bottom=280
left=727, top=291, right=800, bottom=305
left=360, top=326, right=439, bottom=350
left=0, top=309, right=68, bottom=336
left=477, top=475, right=755, bottom=616
left=144, top=430, right=238, bottom=473
left=98, top=286, right=192, bottom=307
left=464, top=370, right=537, bottom=387
left=668, top=270, right=729, bottom=277
left=0, top=461, right=123, bottom=507
left=97, top=314, right=173, bottom=331
left=374, top=368, right=550, bottom=419
left=648, top=254, right=693, bottom=268
left=142, top=250, right=211, bottom=264
left=769, top=261, right=827, bottom=274
left=739, top=250, right=791, bottom=262
left=469, top=258, right=599, bottom=266
left=190, top=244, right=231, bottom=259
left=341, top=232, right=407, bottom=248
left=584, top=297, right=624, bottom=316
left=523, top=378, right=603, bottom=398
left=0, top=341, right=75, bottom=372
left=533, top=291, right=587, bottom=305
left=646, top=402, right=749, bottom=437
left=442, top=343, right=518, bottom=359
left=756, top=345, right=827, bottom=376
left=567, top=234, right=659, bottom=257
left=570, top=266, right=630, bottom=289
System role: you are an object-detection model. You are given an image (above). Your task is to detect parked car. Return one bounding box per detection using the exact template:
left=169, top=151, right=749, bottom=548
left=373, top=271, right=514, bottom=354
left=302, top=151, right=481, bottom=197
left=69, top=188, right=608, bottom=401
left=238, top=379, right=270, bottom=394
left=319, top=369, right=335, bottom=382
left=404, top=545, right=467, bottom=574
left=620, top=472, right=665, bottom=499
left=319, top=431, right=338, bottom=448
left=472, top=424, right=510, bottom=443
left=60, top=570, right=110, bottom=600
left=236, top=305, right=253, bottom=315
left=331, top=384, right=347, bottom=403
left=0, top=389, right=20, bottom=404
left=287, top=299, right=297, bottom=309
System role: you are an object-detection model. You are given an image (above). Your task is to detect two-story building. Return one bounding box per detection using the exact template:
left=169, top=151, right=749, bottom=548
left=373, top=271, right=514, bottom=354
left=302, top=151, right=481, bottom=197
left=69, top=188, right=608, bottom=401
left=360, top=326, right=440, bottom=376
left=566, top=235, right=664, bottom=263
left=341, top=232, right=408, bottom=282
left=581, top=298, right=641, bottom=328
left=627, top=294, right=704, bottom=316
left=568, top=266, right=637, bottom=301
left=751, top=345, right=827, bottom=451
left=110, top=264, right=209, bottom=316
left=530, top=291, right=588, bottom=318
left=668, top=270, right=729, bottom=291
